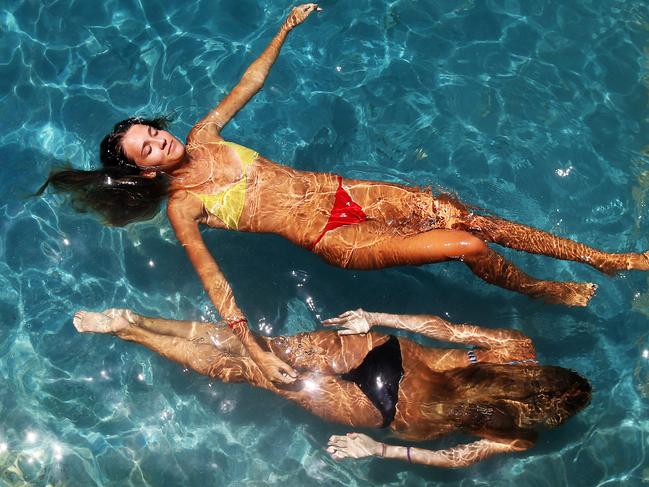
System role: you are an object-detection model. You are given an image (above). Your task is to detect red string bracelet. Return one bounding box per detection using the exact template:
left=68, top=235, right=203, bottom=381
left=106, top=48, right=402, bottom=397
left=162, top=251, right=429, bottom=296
left=406, top=446, right=412, bottom=464
left=381, top=443, right=386, bottom=458
left=227, top=318, right=248, bottom=329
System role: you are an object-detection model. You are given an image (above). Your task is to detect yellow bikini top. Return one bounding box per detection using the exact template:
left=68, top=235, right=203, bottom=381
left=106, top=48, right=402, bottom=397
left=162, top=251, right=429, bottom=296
left=191, top=140, right=259, bottom=230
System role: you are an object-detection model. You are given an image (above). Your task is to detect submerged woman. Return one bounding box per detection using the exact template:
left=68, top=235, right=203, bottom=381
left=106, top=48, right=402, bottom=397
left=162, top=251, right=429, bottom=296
left=40, top=4, right=648, bottom=381
left=73, top=307, right=591, bottom=468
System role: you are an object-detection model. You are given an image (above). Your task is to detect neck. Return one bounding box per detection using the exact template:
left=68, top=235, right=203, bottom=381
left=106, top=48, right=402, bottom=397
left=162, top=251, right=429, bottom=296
left=166, top=153, right=208, bottom=190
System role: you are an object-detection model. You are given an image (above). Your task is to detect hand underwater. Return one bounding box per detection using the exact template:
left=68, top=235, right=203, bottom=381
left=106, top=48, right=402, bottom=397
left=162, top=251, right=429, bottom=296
left=257, top=350, right=299, bottom=384
left=284, top=3, right=322, bottom=30
left=322, top=308, right=372, bottom=335
left=327, top=433, right=381, bottom=460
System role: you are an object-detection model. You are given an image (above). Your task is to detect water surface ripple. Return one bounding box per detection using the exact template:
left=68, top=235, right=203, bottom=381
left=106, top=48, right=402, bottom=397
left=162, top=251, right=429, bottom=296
left=1, top=0, right=649, bottom=485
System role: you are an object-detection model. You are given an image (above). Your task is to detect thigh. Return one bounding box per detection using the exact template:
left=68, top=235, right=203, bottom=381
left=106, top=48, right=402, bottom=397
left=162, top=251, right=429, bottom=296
left=268, top=331, right=390, bottom=374
left=277, top=371, right=384, bottom=428
left=315, top=221, right=486, bottom=269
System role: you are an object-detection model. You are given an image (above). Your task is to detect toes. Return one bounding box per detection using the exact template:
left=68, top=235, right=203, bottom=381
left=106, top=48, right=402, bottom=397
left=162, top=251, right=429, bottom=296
left=73, top=311, right=87, bottom=331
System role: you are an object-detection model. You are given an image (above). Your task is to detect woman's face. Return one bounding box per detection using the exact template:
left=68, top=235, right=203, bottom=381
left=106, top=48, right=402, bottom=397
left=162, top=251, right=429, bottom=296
left=121, top=124, right=186, bottom=172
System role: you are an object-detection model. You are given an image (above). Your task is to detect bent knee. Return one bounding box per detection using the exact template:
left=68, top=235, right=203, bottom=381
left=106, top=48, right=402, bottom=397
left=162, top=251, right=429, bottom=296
left=451, top=233, right=488, bottom=258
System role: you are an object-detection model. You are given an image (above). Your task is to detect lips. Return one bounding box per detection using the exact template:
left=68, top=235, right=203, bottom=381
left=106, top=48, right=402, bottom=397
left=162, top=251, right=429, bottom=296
left=167, top=139, right=173, bottom=155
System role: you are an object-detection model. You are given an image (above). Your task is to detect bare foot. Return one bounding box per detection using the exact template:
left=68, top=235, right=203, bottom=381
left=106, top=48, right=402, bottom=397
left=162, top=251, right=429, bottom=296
left=73, top=309, right=136, bottom=334
left=547, top=282, right=597, bottom=307
left=596, top=252, right=649, bottom=274
left=630, top=252, right=649, bottom=271
left=527, top=281, right=597, bottom=307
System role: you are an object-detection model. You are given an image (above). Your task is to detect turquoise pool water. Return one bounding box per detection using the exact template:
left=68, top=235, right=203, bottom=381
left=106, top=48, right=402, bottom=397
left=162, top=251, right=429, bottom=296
left=1, top=0, right=649, bottom=485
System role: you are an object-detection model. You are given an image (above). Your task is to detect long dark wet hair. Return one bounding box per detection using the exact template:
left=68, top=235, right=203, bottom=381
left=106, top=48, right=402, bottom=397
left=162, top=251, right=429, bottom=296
left=411, top=364, right=591, bottom=443
left=35, top=116, right=172, bottom=226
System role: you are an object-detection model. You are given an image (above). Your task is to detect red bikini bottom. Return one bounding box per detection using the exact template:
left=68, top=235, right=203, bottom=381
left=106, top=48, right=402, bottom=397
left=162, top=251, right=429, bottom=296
left=309, top=175, right=367, bottom=251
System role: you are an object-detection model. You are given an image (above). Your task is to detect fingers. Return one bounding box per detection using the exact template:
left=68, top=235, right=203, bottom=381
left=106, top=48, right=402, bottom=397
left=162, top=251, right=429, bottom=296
left=302, top=3, right=320, bottom=13
left=290, top=3, right=320, bottom=25
left=274, top=365, right=298, bottom=384
left=321, top=317, right=345, bottom=326
left=328, top=435, right=349, bottom=448
left=282, top=365, right=298, bottom=379
left=272, top=371, right=297, bottom=384
left=326, top=434, right=360, bottom=460
left=322, top=310, right=355, bottom=323
left=326, top=446, right=347, bottom=460
left=262, top=353, right=299, bottom=384
left=337, top=329, right=360, bottom=336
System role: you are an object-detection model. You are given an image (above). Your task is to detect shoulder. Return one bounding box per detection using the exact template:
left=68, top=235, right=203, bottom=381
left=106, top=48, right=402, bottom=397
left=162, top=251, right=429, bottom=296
left=187, top=121, right=224, bottom=146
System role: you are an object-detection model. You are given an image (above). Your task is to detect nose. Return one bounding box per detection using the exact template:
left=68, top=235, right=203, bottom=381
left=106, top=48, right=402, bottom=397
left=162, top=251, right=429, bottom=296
left=156, top=135, right=167, bottom=151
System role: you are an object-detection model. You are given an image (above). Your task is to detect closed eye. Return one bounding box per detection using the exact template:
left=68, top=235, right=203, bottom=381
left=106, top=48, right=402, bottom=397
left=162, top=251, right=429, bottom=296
left=143, top=126, right=156, bottom=156
left=141, top=141, right=152, bottom=157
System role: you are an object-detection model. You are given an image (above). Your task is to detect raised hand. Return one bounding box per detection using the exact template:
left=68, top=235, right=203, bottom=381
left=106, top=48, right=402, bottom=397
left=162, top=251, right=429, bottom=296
left=322, top=308, right=372, bottom=335
left=255, top=350, right=299, bottom=384
left=284, top=3, right=321, bottom=31
left=327, top=433, right=381, bottom=460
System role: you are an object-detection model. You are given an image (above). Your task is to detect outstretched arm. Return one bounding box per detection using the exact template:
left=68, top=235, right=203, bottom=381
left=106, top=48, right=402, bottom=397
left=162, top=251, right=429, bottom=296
left=190, top=4, right=320, bottom=141
left=323, top=309, right=536, bottom=361
left=167, top=197, right=297, bottom=383
left=327, top=433, right=531, bottom=468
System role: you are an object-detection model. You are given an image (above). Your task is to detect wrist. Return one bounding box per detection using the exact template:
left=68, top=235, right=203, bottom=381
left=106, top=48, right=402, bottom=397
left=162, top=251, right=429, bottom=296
left=366, top=312, right=381, bottom=327
left=375, top=442, right=385, bottom=457
left=227, top=317, right=247, bottom=330
left=280, top=22, right=292, bottom=34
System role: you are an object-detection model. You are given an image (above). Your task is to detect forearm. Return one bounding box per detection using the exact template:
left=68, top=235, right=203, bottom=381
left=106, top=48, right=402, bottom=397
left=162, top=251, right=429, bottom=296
left=193, top=259, right=267, bottom=358
left=195, top=24, right=290, bottom=134
left=366, top=312, right=530, bottom=350
left=205, top=279, right=268, bottom=359
left=378, top=439, right=528, bottom=468
left=241, top=24, right=290, bottom=87
left=193, top=4, right=318, bottom=136
left=367, top=312, right=455, bottom=340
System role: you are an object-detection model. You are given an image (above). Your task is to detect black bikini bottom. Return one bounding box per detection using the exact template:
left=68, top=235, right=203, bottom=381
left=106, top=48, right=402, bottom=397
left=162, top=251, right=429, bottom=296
left=341, top=335, right=404, bottom=427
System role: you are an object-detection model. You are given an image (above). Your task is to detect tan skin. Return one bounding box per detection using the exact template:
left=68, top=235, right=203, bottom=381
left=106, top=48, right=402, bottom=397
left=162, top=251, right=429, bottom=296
left=118, top=4, right=649, bottom=383
left=73, top=308, right=544, bottom=468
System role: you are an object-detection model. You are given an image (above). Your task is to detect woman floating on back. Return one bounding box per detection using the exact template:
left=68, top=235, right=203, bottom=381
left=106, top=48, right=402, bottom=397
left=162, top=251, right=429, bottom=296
left=73, top=307, right=591, bottom=468
left=39, top=4, right=649, bottom=382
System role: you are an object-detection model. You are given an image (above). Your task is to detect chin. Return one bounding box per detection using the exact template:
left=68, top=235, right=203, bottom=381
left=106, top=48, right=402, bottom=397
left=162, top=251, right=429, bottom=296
left=170, top=151, right=186, bottom=168
left=175, top=148, right=187, bottom=163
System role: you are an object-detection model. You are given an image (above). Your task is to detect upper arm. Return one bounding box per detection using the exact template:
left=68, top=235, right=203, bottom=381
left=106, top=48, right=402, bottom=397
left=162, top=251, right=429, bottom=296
left=188, top=78, right=262, bottom=144
left=167, top=195, right=214, bottom=272
left=167, top=196, right=242, bottom=318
